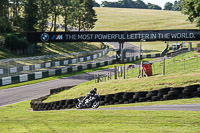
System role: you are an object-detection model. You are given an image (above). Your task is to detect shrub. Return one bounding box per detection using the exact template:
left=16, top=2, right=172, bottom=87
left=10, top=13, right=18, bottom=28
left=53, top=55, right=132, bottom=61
left=4, top=33, right=29, bottom=51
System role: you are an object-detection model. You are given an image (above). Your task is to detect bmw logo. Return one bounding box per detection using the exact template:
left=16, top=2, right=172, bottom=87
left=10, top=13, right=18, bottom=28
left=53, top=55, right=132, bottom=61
left=40, top=33, right=49, bottom=42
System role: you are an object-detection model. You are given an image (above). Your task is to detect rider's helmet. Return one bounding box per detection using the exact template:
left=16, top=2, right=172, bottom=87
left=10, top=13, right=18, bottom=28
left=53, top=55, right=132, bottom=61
left=90, top=88, right=97, bottom=94
left=93, top=88, right=97, bottom=92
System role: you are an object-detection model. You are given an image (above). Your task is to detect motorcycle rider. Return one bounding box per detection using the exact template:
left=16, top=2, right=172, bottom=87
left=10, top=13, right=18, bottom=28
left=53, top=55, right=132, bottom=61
left=83, top=88, right=97, bottom=107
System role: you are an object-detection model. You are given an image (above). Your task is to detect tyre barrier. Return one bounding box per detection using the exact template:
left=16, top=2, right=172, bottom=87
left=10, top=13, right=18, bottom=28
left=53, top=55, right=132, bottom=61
left=50, top=86, right=75, bottom=95
left=30, top=84, right=200, bottom=111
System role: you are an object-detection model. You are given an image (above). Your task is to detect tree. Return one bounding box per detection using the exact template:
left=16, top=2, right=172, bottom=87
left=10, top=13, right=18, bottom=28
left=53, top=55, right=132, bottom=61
left=23, top=0, right=38, bottom=32
left=136, top=0, right=147, bottom=9
left=71, top=0, right=97, bottom=31
left=172, top=0, right=182, bottom=11
left=164, top=2, right=173, bottom=10
left=49, top=0, right=62, bottom=32
left=102, top=1, right=120, bottom=7
left=36, top=0, right=52, bottom=32
left=61, top=0, right=72, bottom=32
left=83, top=0, right=97, bottom=30
left=10, top=0, right=23, bottom=27
left=181, top=0, right=200, bottom=28
left=93, top=0, right=100, bottom=7
left=119, top=0, right=137, bottom=8
left=70, top=0, right=85, bottom=31
left=147, top=3, right=162, bottom=10
left=0, top=0, right=11, bottom=32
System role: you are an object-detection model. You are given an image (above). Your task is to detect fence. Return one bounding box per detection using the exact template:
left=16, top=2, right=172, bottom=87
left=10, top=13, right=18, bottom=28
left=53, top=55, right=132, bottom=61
left=94, top=51, right=200, bottom=83
left=0, top=48, right=114, bottom=78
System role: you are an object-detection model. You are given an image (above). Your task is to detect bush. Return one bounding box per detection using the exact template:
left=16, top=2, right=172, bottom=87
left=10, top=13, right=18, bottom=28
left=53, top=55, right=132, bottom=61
left=4, top=33, right=29, bottom=51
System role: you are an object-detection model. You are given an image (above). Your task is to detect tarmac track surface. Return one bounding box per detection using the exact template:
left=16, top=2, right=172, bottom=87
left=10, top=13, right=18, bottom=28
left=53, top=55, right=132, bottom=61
left=0, top=42, right=139, bottom=107
left=0, top=69, right=113, bottom=107
left=0, top=42, right=193, bottom=112
left=68, top=104, right=200, bottom=111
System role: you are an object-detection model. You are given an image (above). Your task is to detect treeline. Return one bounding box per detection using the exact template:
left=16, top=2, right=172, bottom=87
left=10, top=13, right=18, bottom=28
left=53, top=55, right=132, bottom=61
left=0, top=0, right=97, bottom=33
left=164, top=0, right=182, bottom=11
left=100, top=0, right=162, bottom=10
left=96, top=0, right=182, bottom=11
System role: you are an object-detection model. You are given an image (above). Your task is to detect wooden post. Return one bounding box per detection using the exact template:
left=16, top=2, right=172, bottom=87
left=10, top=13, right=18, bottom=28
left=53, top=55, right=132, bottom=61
left=94, top=75, right=96, bottom=83
left=163, top=58, right=165, bottom=75
left=141, top=65, right=144, bottom=77
left=123, top=64, right=125, bottom=79
left=110, top=70, right=112, bottom=80
left=184, top=59, right=185, bottom=70
left=117, top=66, right=120, bottom=78
left=97, top=74, right=99, bottom=83
left=107, top=73, right=109, bottom=80
left=141, top=62, right=143, bottom=77
left=132, top=66, right=133, bottom=74
left=121, top=66, right=123, bottom=77
left=114, top=66, right=117, bottom=80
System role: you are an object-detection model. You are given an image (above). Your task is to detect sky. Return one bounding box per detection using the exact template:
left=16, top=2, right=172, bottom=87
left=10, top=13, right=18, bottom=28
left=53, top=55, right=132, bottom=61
left=96, top=0, right=177, bottom=8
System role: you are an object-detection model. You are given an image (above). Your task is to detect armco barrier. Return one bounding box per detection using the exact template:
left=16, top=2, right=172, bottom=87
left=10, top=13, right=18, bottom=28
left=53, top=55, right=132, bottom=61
left=0, top=49, right=169, bottom=86
left=0, top=58, right=116, bottom=86
left=31, top=84, right=200, bottom=111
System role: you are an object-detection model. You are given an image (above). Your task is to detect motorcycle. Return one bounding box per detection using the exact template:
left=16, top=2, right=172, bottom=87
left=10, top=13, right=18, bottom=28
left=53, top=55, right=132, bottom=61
left=76, top=94, right=100, bottom=109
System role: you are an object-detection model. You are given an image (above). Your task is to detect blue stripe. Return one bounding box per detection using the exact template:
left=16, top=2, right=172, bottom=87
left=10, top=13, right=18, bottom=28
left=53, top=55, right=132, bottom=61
left=51, top=35, right=56, bottom=40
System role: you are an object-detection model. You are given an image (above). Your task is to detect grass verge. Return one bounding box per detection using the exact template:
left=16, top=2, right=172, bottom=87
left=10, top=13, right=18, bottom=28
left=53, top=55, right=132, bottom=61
left=0, top=100, right=200, bottom=133
left=45, top=52, right=200, bottom=102
left=98, top=98, right=200, bottom=108
left=45, top=69, right=200, bottom=102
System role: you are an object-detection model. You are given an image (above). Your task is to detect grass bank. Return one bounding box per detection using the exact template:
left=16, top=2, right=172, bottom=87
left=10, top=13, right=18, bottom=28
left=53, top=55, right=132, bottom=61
left=45, top=51, right=200, bottom=102
left=0, top=41, right=102, bottom=59
left=93, top=7, right=196, bottom=31
left=0, top=100, right=200, bottom=133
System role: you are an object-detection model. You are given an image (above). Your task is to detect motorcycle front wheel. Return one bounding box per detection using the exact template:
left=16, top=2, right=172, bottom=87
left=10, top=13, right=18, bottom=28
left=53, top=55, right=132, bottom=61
left=92, top=101, right=100, bottom=109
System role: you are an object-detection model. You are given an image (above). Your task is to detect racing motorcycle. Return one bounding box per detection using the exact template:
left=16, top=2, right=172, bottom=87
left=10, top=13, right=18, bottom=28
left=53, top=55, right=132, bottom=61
left=76, top=94, right=100, bottom=109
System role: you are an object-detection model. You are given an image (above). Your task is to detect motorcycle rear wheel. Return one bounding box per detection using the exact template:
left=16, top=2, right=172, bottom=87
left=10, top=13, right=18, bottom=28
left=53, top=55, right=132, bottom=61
left=76, top=102, right=83, bottom=109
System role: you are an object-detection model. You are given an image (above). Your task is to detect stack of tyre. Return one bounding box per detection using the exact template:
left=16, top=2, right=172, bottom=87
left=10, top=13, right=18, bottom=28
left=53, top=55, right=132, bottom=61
left=31, top=84, right=200, bottom=111
left=31, top=98, right=79, bottom=111
left=99, top=84, right=200, bottom=106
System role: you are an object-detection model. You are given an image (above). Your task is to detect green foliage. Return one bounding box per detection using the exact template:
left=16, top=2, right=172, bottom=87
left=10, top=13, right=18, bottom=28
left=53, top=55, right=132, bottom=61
left=0, top=0, right=98, bottom=32
left=164, top=2, right=173, bottom=10
left=181, top=0, right=200, bottom=28
left=0, top=0, right=12, bottom=32
left=83, top=0, right=98, bottom=30
left=93, top=0, right=100, bottom=7
left=23, top=0, right=38, bottom=32
left=36, top=0, right=52, bottom=32
left=4, top=34, right=29, bottom=51
left=10, top=0, right=23, bottom=27
left=172, top=0, right=182, bottom=11
left=102, top=0, right=161, bottom=10
left=147, top=3, right=162, bottom=10
left=164, top=0, right=182, bottom=11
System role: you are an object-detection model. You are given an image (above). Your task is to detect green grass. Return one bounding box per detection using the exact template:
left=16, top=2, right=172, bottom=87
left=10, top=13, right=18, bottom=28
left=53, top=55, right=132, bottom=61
left=45, top=51, right=200, bottom=102
left=0, top=35, right=102, bottom=59
left=0, top=100, right=200, bottom=133
left=99, top=98, right=200, bottom=108
left=93, top=7, right=196, bottom=31
left=45, top=69, right=200, bottom=102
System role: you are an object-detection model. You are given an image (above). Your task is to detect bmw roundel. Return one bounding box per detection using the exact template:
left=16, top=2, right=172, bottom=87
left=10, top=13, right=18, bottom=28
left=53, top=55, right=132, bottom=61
left=40, top=33, right=49, bottom=42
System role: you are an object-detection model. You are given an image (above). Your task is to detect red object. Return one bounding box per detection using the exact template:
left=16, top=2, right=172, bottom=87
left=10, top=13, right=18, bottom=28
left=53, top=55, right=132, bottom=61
left=197, top=44, right=200, bottom=53
left=143, top=64, right=152, bottom=76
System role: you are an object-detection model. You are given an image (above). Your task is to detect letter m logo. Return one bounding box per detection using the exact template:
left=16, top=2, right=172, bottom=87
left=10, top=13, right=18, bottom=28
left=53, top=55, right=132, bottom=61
left=56, top=35, right=63, bottom=40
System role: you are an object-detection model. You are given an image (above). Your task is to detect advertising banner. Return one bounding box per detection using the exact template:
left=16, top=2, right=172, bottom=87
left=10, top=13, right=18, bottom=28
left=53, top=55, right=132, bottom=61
left=28, top=29, right=200, bottom=42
